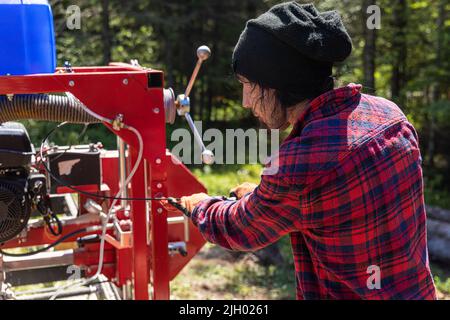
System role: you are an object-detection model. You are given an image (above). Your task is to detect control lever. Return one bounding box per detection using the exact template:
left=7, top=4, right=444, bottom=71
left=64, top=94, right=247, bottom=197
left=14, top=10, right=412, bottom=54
left=175, top=45, right=215, bottom=165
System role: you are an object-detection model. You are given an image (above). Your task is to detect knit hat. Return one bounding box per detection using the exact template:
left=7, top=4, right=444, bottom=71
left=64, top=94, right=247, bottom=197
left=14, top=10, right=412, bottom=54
left=232, top=2, right=352, bottom=98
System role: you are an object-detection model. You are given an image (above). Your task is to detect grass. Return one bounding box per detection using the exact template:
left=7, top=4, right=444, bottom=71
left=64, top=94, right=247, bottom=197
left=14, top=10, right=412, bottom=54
left=190, top=163, right=263, bottom=195
left=431, top=263, right=450, bottom=299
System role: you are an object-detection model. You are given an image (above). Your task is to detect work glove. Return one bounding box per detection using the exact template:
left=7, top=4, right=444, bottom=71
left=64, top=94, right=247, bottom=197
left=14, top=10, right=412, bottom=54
left=229, top=182, right=258, bottom=199
left=161, top=192, right=210, bottom=216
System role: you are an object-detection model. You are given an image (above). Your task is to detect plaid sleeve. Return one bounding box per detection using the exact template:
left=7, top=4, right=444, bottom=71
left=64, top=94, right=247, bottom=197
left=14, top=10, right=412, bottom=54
left=190, top=166, right=301, bottom=251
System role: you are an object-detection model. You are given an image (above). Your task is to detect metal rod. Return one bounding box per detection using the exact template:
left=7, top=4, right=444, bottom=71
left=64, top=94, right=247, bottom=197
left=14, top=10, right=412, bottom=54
left=184, top=216, right=190, bottom=242
left=117, top=136, right=128, bottom=209
left=17, top=286, right=98, bottom=300
left=2, top=249, right=74, bottom=272
left=184, top=60, right=202, bottom=98
left=184, top=112, right=206, bottom=152
left=0, top=254, right=5, bottom=283
left=184, top=45, right=211, bottom=98
left=167, top=217, right=185, bottom=225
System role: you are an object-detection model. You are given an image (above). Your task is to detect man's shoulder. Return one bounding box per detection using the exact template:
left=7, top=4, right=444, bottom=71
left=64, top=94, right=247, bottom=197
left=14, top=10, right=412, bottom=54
left=303, top=93, right=407, bottom=141
left=276, top=93, right=412, bottom=181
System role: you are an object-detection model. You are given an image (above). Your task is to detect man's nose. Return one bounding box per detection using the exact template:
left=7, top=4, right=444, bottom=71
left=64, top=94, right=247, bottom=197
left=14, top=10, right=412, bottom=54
left=242, top=90, right=251, bottom=109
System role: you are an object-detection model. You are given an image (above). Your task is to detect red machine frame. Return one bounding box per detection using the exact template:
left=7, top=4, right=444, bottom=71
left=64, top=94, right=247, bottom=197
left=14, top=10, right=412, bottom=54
left=0, top=64, right=207, bottom=300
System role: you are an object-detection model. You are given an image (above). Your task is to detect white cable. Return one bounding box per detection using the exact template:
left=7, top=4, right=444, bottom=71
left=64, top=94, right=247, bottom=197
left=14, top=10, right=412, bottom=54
left=48, top=95, right=144, bottom=300
left=65, top=92, right=114, bottom=125
left=49, top=126, right=143, bottom=299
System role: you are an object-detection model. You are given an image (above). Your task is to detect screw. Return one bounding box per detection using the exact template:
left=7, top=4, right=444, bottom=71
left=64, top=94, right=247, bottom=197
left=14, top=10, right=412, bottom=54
left=155, top=158, right=162, bottom=164
left=157, top=208, right=163, bottom=214
left=153, top=108, right=160, bottom=114
left=69, top=80, right=75, bottom=87
left=156, top=183, right=162, bottom=189
left=123, top=78, right=129, bottom=85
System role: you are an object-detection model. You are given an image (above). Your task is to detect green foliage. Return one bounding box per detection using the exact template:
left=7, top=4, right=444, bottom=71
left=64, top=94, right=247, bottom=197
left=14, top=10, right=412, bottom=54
left=193, top=164, right=262, bottom=195
left=429, top=100, right=450, bottom=126
left=425, top=174, right=450, bottom=209
left=431, top=263, right=450, bottom=296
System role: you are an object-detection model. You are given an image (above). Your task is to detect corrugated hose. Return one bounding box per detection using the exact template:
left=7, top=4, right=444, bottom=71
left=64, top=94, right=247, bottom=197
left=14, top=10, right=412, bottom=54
left=0, top=94, right=101, bottom=124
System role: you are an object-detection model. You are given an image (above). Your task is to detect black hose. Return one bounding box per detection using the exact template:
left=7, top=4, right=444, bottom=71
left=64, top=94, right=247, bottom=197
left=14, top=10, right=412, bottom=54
left=0, top=94, right=101, bottom=124
left=0, top=228, right=88, bottom=257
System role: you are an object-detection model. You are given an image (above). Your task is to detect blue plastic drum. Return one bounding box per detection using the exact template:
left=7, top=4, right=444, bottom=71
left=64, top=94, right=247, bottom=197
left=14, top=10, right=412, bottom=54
left=0, top=0, right=56, bottom=75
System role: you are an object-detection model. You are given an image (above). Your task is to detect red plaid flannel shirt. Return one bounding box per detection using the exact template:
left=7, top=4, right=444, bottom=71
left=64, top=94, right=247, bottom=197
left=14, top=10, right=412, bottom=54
left=191, top=84, right=437, bottom=300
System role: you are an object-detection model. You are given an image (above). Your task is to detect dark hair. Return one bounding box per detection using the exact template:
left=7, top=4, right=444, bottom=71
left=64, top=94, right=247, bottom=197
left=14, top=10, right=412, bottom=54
left=236, top=73, right=335, bottom=114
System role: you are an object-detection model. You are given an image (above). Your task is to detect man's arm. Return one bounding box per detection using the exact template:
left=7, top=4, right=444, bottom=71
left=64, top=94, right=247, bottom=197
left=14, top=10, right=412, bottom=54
left=190, top=172, right=301, bottom=251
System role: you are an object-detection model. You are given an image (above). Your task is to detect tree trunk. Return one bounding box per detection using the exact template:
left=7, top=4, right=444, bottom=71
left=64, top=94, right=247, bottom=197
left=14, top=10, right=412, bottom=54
left=101, top=0, right=112, bottom=65
left=390, top=0, right=407, bottom=106
left=362, top=0, right=376, bottom=94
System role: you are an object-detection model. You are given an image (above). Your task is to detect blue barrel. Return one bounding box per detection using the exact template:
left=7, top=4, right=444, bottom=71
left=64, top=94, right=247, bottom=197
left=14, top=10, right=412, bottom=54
left=0, top=0, right=56, bottom=75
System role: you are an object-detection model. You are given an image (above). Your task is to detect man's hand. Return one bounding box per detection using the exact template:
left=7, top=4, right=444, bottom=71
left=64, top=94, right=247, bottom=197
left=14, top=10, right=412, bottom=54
left=161, top=192, right=210, bottom=214
left=230, top=182, right=258, bottom=199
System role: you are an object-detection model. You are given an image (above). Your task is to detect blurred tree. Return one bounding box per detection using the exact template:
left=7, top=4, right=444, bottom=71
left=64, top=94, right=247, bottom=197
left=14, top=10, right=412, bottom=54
left=362, top=0, right=377, bottom=94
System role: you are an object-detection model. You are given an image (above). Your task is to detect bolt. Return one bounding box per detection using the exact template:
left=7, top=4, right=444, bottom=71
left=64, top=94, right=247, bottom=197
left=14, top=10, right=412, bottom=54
left=69, top=80, right=75, bottom=87
left=153, top=108, right=160, bottom=114
left=156, top=208, right=163, bottom=214
left=123, top=78, right=129, bottom=85
left=156, top=183, right=162, bottom=189
left=155, top=158, right=162, bottom=164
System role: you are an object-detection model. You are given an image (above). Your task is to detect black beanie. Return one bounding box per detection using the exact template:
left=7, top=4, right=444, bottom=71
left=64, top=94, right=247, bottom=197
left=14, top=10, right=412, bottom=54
left=232, top=2, right=352, bottom=98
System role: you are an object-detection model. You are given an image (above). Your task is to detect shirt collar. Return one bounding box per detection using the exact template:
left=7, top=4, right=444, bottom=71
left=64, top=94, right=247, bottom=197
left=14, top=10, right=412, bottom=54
left=286, top=83, right=362, bottom=140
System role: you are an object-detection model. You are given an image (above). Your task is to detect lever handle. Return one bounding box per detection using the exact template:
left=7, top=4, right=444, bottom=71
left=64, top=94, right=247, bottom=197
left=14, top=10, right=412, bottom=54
left=185, top=46, right=211, bottom=98
left=184, top=112, right=215, bottom=165
left=175, top=45, right=215, bottom=165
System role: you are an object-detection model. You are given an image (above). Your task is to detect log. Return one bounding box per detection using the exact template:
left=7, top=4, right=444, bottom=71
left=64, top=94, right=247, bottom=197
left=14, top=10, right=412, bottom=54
left=426, top=207, right=450, bottom=263
left=427, top=219, right=450, bottom=240
left=426, top=205, right=450, bottom=224
left=427, top=236, right=450, bottom=264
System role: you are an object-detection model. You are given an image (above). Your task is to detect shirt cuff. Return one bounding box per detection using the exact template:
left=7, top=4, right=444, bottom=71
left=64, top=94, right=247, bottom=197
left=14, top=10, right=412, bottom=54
left=190, top=196, right=225, bottom=226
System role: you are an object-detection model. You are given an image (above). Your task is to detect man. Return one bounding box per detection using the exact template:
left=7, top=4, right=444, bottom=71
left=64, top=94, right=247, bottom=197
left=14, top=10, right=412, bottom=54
left=165, top=2, right=437, bottom=299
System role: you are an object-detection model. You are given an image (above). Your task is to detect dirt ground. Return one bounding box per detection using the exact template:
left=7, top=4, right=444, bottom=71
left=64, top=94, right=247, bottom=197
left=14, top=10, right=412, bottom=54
left=171, top=244, right=450, bottom=300
left=171, top=244, right=295, bottom=300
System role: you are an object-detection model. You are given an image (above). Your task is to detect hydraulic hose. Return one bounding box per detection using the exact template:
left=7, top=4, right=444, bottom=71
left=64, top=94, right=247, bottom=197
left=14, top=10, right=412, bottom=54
left=0, top=94, right=101, bottom=124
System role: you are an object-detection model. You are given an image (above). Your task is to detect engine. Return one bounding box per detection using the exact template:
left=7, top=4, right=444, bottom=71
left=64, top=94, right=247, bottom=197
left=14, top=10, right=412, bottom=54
left=0, top=122, right=49, bottom=244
